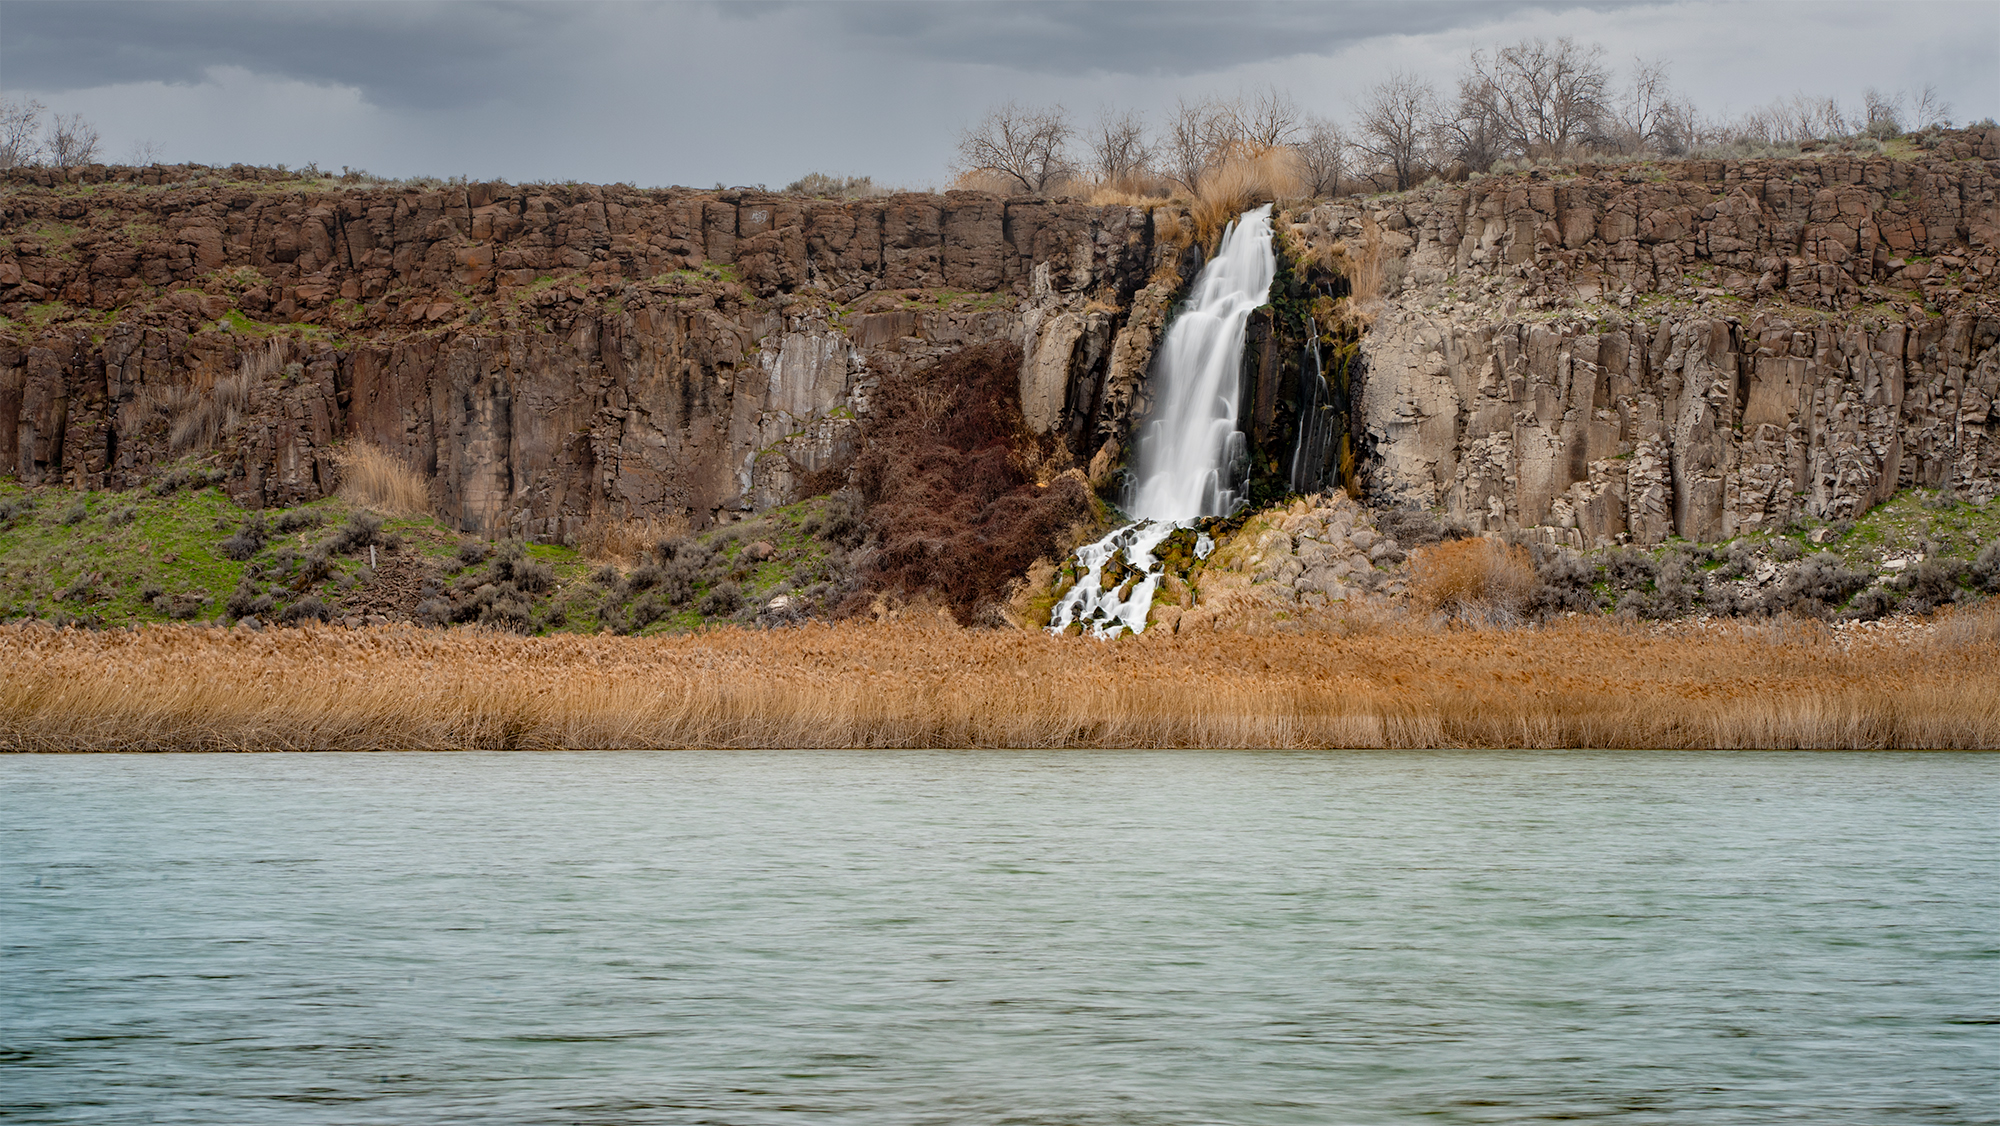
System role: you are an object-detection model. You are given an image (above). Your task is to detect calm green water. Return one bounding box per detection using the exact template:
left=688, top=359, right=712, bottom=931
left=2, top=750, right=1995, bottom=1125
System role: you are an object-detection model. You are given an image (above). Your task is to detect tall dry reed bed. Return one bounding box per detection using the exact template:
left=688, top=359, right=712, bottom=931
left=2, top=616, right=1997, bottom=751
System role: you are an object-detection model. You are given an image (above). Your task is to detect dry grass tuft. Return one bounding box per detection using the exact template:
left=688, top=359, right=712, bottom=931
left=1148, top=206, right=1195, bottom=286
left=1190, top=146, right=1304, bottom=251
left=949, top=168, right=1029, bottom=195
left=2, top=616, right=1994, bottom=751
left=334, top=441, right=431, bottom=517
left=148, top=372, right=253, bottom=453
left=1088, top=172, right=1179, bottom=208
left=1409, top=537, right=1536, bottom=625
left=1929, top=599, right=2000, bottom=647
left=575, top=512, right=692, bottom=565
left=1326, top=218, right=1387, bottom=328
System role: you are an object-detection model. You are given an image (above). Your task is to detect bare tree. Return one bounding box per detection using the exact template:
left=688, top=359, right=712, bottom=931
left=1911, top=84, right=1952, bottom=130
left=1649, top=96, right=1711, bottom=155
left=956, top=102, right=1075, bottom=195
left=1160, top=96, right=1224, bottom=192
left=1722, top=92, right=1840, bottom=147
left=1439, top=70, right=1506, bottom=171
left=1355, top=72, right=1440, bottom=191
left=1863, top=87, right=1903, bottom=138
left=1087, top=107, right=1153, bottom=185
left=124, top=137, right=167, bottom=165
left=1, top=98, right=45, bottom=169
left=1459, top=37, right=1611, bottom=159
left=1608, top=58, right=1704, bottom=155
left=1295, top=116, right=1347, bottom=197
left=1238, top=85, right=1303, bottom=149
left=46, top=112, right=101, bottom=168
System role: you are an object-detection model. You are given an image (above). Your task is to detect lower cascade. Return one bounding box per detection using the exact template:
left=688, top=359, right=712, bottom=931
left=1050, top=205, right=1276, bottom=638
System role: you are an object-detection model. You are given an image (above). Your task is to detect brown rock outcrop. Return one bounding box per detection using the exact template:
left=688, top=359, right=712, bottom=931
left=1297, top=128, right=2000, bottom=545
left=0, top=170, right=1190, bottom=535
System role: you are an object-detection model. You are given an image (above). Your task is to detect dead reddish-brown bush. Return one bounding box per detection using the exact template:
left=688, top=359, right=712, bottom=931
left=1410, top=536, right=1537, bottom=624
left=853, top=341, right=1093, bottom=622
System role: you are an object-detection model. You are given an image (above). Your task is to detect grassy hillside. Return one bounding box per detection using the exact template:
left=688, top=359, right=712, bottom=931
left=0, top=475, right=864, bottom=634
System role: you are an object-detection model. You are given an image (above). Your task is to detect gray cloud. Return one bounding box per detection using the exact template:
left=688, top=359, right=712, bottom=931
left=2, top=0, right=1579, bottom=109
left=0, top=0, right=570, bottom=109
left=0, top=1, right=1991, bottom=190
left=823, top=1, right=1586, bottom=77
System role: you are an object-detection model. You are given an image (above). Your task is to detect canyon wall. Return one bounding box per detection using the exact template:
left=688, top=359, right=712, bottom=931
left=7, top=127, right=2000, bottom=551
left=1293, top=127, right=2000, bottom=546
left=0, top=168, right=1197, bottom=535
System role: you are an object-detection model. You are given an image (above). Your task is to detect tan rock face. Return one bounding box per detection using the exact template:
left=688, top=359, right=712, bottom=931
left=0, top=170, right=1191, bottom=536
left=1298, top=128, right=2000, bottom=545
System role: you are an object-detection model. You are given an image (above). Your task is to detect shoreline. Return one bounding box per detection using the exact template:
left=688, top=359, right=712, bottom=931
left=5, top=614, right=1997, bottom=752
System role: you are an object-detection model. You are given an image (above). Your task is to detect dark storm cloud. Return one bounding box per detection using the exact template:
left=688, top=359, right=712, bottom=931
left=3, top=0, right=1580, bottom=111
left=0, top=0, right=569, bottom=108
left=821, top=1, right=1588, bottom=76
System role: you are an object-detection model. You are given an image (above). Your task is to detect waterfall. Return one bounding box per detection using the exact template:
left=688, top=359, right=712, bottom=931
left=1128, top=204, right=1277, bottom=522
left=1290, top=317, right=1332, bottom=495
left=1049, top=206, right=1274, bottom=638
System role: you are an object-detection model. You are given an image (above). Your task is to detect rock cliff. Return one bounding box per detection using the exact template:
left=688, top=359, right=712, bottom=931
left=8, top=130, right=2000, bottom=560
left=1293, top=127, right=2000, bottom=546
left=0, top=166, right=1198, bottom=536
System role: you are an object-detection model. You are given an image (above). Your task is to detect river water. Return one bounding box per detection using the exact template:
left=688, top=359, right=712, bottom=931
left=3, top=751, right=1995, bottom=1125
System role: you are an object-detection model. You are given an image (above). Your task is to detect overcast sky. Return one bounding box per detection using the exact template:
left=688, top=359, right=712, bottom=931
left=3, top=1, right=1995, bottom=188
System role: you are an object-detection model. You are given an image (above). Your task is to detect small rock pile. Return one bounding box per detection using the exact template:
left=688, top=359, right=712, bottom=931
left=1215, top=495, right=1411, bottom=607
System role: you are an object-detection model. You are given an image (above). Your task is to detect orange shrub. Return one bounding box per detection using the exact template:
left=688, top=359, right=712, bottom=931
left=1409, top=537, right=1537, bottom=624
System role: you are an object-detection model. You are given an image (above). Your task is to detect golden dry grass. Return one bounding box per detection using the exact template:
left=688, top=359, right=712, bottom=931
left=2, top=613, right=1996, bottom=751
left=1191, top=145, right=1305, bottom=251
left=1087, top=173, right=1180, bottom=208
left=1409, top=538, right=1537, bottom=623
left=574, top=512, right=692, bottom=565
left=334, top=441, right=431, bottom=517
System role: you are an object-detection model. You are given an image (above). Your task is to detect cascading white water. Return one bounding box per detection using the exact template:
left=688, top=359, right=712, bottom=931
left=1048, top=206, right=1274, bottom=638
left=1128, top=204, right=1276, bottom=521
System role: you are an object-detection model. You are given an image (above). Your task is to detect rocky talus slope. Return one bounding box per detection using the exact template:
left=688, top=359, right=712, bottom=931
left=1292, top=127, right=2000, bottom=548
left=0, top=165, right=1199, bottom=537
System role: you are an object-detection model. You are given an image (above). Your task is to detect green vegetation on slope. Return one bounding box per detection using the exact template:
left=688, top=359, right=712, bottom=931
left=0, top=477, right=865, bottom=634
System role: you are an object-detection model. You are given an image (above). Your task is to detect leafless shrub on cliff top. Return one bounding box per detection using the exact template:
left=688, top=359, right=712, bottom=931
left=956, top=102, right=1076, bottom=195
left=0, top=98, right=45, bottom=169
left=783, top=172, right=882, bottom=200
left=334, top=443, right=429, bottom=518
left=1457, top=38, right=1612, bottom=162
left=1354, top=71, right=1441, bottom=191
left=1160, top=96, right=1225, bottom=194
left=1086, top=107, right=1154, bottom=187
left=1158, top=88, right=1303, bottom=195
left=1910, top=85, right=1953, bottom=131
left=1603, top=58, right=1704, bottom=157
left=46, top=112, right=101, bottom=169
left=1294, top=116, right=1348, bottom=198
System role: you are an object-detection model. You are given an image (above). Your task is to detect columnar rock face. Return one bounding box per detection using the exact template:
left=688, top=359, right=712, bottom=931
left=11, top=133, right=2000, bottom=550
left=0, top=169, right=1188, bottom=535
left=1295, top=128, right=2000, bottom=545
